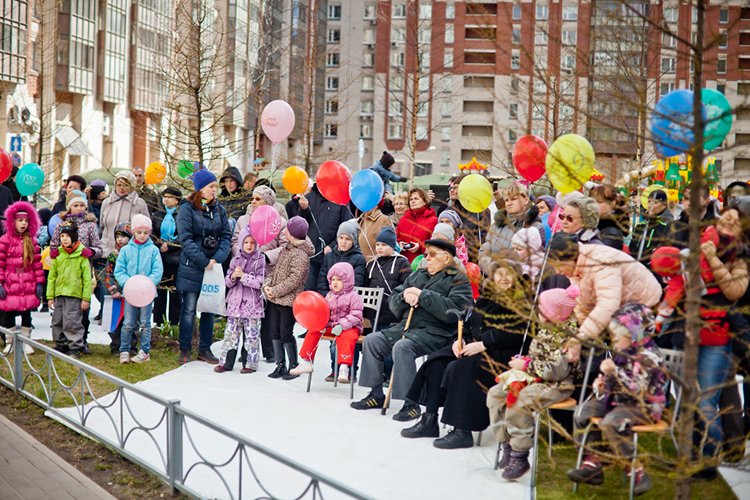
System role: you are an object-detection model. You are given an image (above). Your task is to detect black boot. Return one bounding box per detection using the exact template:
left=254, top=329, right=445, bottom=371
left=268, top=340, right=287, bottom=379
left=496, top=443, right=512, bottom=469
left=281, top=341, right=299, bottom=380
left=401, top=413, right=439, bottom=438
left=433, top=428, right=474, bottom=449
left=502, top=450, right=530, bottom=481
left=223, top=349, right=238, bottom=371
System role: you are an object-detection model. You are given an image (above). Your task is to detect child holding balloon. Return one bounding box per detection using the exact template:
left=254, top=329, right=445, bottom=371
left=103, top=222, right=136, bottom=355
left=114, top=214, right=163, bottom=364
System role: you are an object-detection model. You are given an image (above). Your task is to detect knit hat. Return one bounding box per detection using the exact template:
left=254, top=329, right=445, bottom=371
left=511, top=227, right=543, bottom=253
left=650, top=246, right=682, bottom=277
left=287, top=216, right=309, bottom=240
left=162, top=186, right=182, bottom=199
left=548, top=232, right=580, bottom=261
left=90, top=179, right=106, bottom=188
left=337, top=219, right=359, bottom=242
left=90, top=184, right=107, bottom=201
left=431, top=222, right=455, bottom=242
left=380, top=151, right=395, bottom=169
left=192, top=168, right=217, bottom=192
left=608, top=303, right=656, bottom=346
left=439, top=209, right=463, bottom=229
left=131, top=214, right=152, bottom=232
left=59, top=221, right=79, bottom=242
left=376, top=226, right=398, bottom=250
left=538, top=285, right=580, bottom=323
left=114, top=221, right=132, bottom=238
left=115, top=170, right=137, bottom=188
left=424, top=238, right=457, bottom=257
left=66, top=190, right=88, bottom=210
left=536, top=195, right=557, bottom=211
left=238, top=226, right=256, bottom=254
left=567, top=196, right=600, bottom=229
left=253, top=185, right=277, bottom=206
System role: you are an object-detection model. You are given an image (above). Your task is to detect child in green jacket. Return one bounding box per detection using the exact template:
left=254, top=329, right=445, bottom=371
left=47, top=222, right=92, bottom=357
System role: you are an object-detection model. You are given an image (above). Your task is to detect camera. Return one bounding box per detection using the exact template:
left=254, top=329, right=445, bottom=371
left=203, top=235, right=218, bottom=249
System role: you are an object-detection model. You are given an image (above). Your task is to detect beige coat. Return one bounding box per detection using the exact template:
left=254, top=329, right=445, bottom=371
left=358, top=209, right=393, bottom=262
left=99, top=191, right=149, bottom=255
left=571, top=243, right=662, bottom=339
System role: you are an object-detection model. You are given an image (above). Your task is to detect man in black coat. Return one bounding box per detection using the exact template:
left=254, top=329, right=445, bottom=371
left=219, top=166, right=250, bottom=219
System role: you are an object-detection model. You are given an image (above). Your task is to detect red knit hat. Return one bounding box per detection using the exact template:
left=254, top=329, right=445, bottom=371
left=538, top=285, right=580, bottom=323
left=650, top=246, right=682, bottom=277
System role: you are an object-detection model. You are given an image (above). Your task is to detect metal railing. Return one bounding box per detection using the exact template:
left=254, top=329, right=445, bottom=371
left=0, top=328, right=367, bottom=500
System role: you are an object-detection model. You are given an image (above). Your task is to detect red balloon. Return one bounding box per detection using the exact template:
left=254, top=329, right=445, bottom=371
left=465, top=262, right=482, bottom=300
left=293, top=291, right=330, bottom=332
left=316, top=160, right=352, bottom=205
left=512, top=136, right=548, bottom=183
left=0, top=149, right=12, bottom=184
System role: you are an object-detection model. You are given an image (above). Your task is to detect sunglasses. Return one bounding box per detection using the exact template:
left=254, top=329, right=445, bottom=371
left=426, top=250, right=448, bottom=258
left=558, top=213, right=578, bottom=223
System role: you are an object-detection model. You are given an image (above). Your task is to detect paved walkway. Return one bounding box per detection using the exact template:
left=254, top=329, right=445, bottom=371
left=0, top=414, right=114, bottom=500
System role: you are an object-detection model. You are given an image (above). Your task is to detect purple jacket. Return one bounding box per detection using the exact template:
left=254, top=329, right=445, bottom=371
left=0, top=201, right=44, bottom=312
left=51, top=211, right=103, bottom=259
left=225, top=228, right=265, bottom=319
left=325, top=262, right=364, bottom=333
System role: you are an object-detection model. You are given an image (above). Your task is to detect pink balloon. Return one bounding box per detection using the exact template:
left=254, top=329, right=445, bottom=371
left=123, top=275, right=157, bottom=308
left=261, top=100, right=296, bottom=144
left=250, top=205, right=282, bottom=246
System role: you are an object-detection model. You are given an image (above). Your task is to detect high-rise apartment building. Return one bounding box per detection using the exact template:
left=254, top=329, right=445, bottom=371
left=321, top=1, right=750, bottom=184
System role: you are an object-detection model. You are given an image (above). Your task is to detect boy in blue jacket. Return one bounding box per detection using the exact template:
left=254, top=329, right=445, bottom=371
left=370, top=151, right=407, bottom=194
left=115, top=214, right=163, bottom=364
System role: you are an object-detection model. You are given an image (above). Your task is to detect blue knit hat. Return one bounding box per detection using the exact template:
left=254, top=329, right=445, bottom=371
left=192, top=168, right=217, bottom=192
left=376, top=226, right=397, bottom=250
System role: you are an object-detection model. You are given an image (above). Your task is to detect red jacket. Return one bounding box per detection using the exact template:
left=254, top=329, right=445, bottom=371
left=396, top=206, right=438, bottom=263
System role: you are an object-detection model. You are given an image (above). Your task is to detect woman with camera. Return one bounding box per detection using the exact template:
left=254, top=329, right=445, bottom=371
left=396, top=188, right=438, bottom=264
left=176, top=169, right=232, bottom=365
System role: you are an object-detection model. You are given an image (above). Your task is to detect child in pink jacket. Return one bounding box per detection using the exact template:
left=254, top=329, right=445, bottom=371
left=289, top=262, right=364, bottom=383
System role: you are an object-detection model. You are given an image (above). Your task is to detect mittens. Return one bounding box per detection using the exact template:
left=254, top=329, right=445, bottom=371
left=81, top=247, right=94, bottom=258
left=35, top=283, right=44, bottom=300
left=50, top=247, right=59, bottom=259
left=331, top=324, right=343, bottom=336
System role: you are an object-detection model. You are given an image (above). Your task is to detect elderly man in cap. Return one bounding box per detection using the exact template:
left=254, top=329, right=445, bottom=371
left=351, top=238, right=473, bottom=420
left=629, top=188, right=674, bottom=264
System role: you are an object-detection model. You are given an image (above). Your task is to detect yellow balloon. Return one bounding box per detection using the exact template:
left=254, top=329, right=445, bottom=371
left=41, top=246, right=51, bottom=271
left=145, top=161, right=167, bottom=185
left=640, top=185, right=667, bottom=209
left=282, top=166, right=309, bottom=195
left=457, top=174, right=493, bottom=213
left=545, top=134, right=595, bottom=194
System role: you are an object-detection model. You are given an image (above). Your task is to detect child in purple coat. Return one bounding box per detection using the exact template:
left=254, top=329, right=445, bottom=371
left=215, top=227, right=265, bottom=373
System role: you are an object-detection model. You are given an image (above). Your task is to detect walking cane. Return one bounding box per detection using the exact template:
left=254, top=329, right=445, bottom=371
left=446, top=308, right=465, bottom=352
left=382, top=306, right=415, bottom=415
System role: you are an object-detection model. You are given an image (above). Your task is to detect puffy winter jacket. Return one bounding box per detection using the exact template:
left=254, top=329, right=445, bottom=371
left=0, top=202, right=44, bottom=311
left=370, top=160, right=406, bottom=194
left=325, top=262, right=364, bottom=333
left=317, top=243, right=367, bottom=296
left=114, top=237, right=164, bottom=290
left=629, top=210, right=674, bottom=263
left=176, top=199, right=232, bottom=293
left=47, top=244, right=92, bottom=301
left=50, top=211, right=103, bottom=259
left=396, top=206, right=438, bottom=263
left=266, top=238, right=314, bottom=307
left=365, top=254, right=411, bottom=328
left=225, top=245, right=265, bottom=319
left=479, top=206, right=544, bottom=273
left=100, top=191, right=150, bottom=255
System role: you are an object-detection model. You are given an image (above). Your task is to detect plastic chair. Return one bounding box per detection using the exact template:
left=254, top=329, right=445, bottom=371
left=659, top=348, right=685, bottom=448
left=305, top=287, right=383, bottom=399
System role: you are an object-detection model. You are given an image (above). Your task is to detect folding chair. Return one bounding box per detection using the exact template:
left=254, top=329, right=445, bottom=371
left=305, top=287, right=383, bottom=399
left=659, top=348, right=685, bottom=448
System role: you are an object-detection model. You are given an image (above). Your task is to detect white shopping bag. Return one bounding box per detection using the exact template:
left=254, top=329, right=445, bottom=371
left=196, top=265, right=227, bottom=316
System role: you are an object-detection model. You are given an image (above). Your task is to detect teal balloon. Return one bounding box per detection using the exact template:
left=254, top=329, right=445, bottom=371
left=702, top=88, right=733, bottom=150
left=349, top=169, right=384, bottom=212
left=15, top=163, right=45, bottom=196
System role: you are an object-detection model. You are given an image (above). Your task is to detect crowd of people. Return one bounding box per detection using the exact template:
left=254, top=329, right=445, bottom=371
left=0, top=154, right=748, bottom=494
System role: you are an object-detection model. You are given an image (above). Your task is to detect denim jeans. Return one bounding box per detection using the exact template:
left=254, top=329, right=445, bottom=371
left=179, top=291, right=215, bottom=352
left=696, top=344, right=731, bottom=457
left=121, top=303, right=152, bottom=354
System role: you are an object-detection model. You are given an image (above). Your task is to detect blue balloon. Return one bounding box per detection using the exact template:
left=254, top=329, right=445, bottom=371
left=650, top=89, right=705, bottom=158
left=349, top=170, right=384, bottom=212
left=48, top=214, right=61, bottom=238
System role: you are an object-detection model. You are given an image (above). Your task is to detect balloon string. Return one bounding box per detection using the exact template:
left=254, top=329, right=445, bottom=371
left=355, top=218, right=394, bottom=295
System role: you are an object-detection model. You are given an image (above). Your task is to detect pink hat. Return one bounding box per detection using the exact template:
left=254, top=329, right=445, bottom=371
left=538, top=285, right=580, bottom=323
left=131, top=214, right=152, bottom=232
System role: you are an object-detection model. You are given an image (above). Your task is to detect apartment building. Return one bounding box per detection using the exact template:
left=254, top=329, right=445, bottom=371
left=320, top=1, right=750, bottom=184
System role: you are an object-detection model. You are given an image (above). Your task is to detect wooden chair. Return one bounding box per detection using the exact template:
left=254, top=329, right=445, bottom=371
left=305, top=287, right=383, bottom=399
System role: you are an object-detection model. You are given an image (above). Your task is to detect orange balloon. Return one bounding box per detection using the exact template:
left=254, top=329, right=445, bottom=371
left=282, top=166, right=309, bottom=195
left=145, top=161, right=166, bottom=185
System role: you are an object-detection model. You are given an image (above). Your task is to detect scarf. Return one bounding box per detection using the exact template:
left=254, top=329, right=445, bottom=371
left=63, top=242, right=80, bottom=254
left=160, top=207, right=177, bottom=242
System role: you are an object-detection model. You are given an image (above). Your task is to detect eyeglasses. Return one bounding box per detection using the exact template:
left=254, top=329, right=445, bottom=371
left=252, top=197, right=264, bottom=201
left=426, top=250, right=448, bottom=258
left=558, top=213, right=578, bottom=223
left=449, top=185, right=458, bottom=191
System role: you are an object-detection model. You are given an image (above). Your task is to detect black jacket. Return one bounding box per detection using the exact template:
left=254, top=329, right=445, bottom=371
left=465, top=296, right=530, bottom=366
left=597, top=208, right=629, bottom=251
left=317, top=243, right=367, bottom=295
left=668, top=204, right=718, bottom=249
left=629, top=209, right=674, bottom=263
left=365, top=254, right=411, bottom=328
left=219, top=167, right=250, bottom=219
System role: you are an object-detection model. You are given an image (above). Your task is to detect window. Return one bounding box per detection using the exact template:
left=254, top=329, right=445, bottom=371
left=325, top=123, right=338, bottom=138
left=465, top=51, right=496, bottom=64
left=562, top=54, right=576, bottom=70
left=512, top=28, right=521, bottom=45
left=442, top=100, right=452, bottom=117
left=444, top=49, right=453, bottom=68
left=562, top=5, right=578, bottom=21
left=534, top=79, right=546, bottom=94
left=391, top=52, right=405, bottom=67
left=660, top=82, right=675, bottom=97
left=536, top=4, right=548, bottom=20
left=664, top=7, right=677, bottom=23
left=509, top=103, right=518, bottom=119
left=718, top=31, right=728, bottom=49
left=717, top=57, right=727, bottom=74
left=440, top=149, right=451, bottom=167
left=511, top=51, right=521, bottom=70
left=719, top=9, right=728, bottom=24
left=390, top=75, right=404, bottom=91
left=662, top=32, right=676, bottom=48
left=446, top=4, right=455, bottom=20
left=393, top=3, right=406, bottom=19
left=560, top=105, right=574, bottom=120
left=418, top=102, right=430, bottom=117
left=416, top=123, right=428, bottom=140
left=327, top=4, right=341, bottom=20
left=361, top=100, right=374, bottom=115
left=512, top=5, right=522, bottom=21
left=388, top=122, right=403, bottom=139
left=362, top=75, right=374, bottom=91
left=509, top=130, right=517, bottom=143
left=325, top=99, right=339, bottom=114
left=327, top=29, right=340, bottom=43
left=445, top=24, right=454, bottom=43
left=511, top=76, right=520, bottom=94
left=717, top=84, right=726, bottom=95
left=360, top=124, right=373, bottom=139
left=661, top=57, right=676, bottom=73
left=561, top=79, right=574, bottom=96
left=364, top=4, right=376, bottom=19
left=418, top=26, right=432, bottom=44
left=326, top=52, right=340, bottom=67
left=420, top=51, right=430, bottom=69
left=563, top=29, right=576, bottom=45
left=363, top=29, right=375, bottom=44
left=535, top=31, right=547, bottom=45
left=326, top=76, right=339, bottom=90
left=391, top=27, right=406, bottom=43
left=441, top=126, right=451, bottom=141
left=363, top=53, right=374, bottom=67
left=419, top=4, right=431, bottom=19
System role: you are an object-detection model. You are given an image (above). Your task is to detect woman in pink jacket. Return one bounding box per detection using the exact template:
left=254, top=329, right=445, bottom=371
left=289, top=262, right=364, bottom=383
left=0, top=201, right=45, bottom=354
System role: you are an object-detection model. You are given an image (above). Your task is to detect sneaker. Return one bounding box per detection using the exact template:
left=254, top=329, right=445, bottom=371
left=240, top=367, right=256, bottom=374
left=325, top=372, right=336, bottom=382
left=179, top=350, right=190, bottom=365
left=131, top=350, right=150, bottom=363
left=198, top=350, right=219, bottom=364
left=628, top=467, right=653, bottom=496
left=337, top=365, right=350, bottom=383
left=433, top=428, right=474, bottom=449
left=567, top=456, right=605, bottom=485
left=392, top=401, right=421, bottom=422
left=214, top=365, right=228, bottom=373
left=289, top=359, right=314, bottom=376
left=119, top=352, right=130, bottom=364
left=350, top=392, right=385, bottom=410
left=69, top=350, right=83, bottom=359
